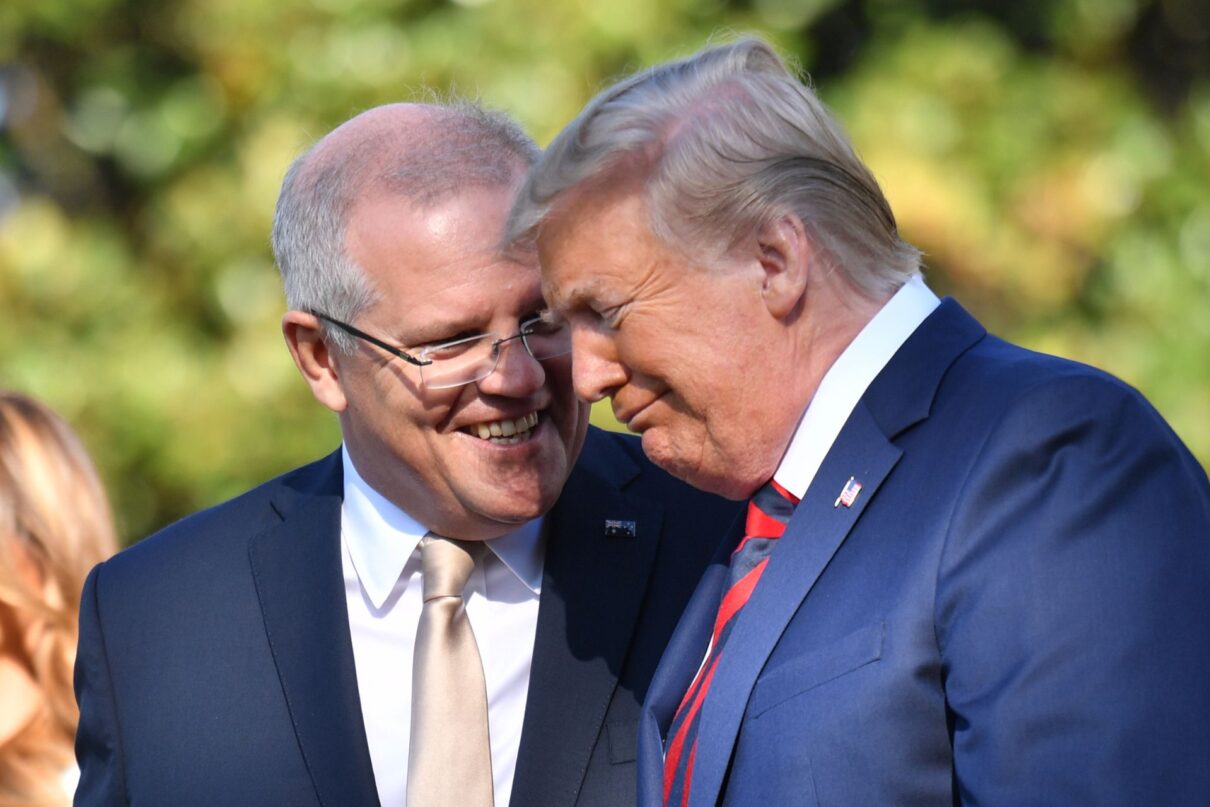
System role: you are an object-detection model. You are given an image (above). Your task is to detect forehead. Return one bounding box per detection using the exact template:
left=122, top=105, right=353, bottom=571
left=536, top=186, right=662, bottom=305
left=347, top=185, right=543, bottom=321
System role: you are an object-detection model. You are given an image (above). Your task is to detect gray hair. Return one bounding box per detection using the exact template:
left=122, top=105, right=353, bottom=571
left=506, top=36, right=920, bottom=297
left=272, top=101, right=540, bottom=352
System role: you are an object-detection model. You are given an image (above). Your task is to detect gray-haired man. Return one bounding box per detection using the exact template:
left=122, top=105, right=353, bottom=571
left=74, top=102, right=741, bottom=807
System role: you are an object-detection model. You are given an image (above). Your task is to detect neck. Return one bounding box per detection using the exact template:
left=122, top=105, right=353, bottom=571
left=791, top=272, right=888, bottom=409
left=744, top=275, right=886, bottom=492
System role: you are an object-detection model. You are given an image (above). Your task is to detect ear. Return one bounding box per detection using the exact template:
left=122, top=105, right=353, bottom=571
left=755, top=213, right=811, bottom=321
left=282, top=310, right=348, bottom=413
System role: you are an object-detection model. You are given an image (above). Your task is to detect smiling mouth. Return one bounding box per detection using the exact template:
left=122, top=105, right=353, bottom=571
left=616, top=394, right=661, bottom=431
left=461, top=411, right=540, bottom=445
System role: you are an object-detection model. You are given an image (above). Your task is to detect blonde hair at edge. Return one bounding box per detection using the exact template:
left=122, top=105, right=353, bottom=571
left=0, top=392, right=117, bottom=806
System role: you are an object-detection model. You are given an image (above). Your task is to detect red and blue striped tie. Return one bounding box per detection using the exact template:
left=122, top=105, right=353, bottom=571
left=662, top=479, right=799, bottom=806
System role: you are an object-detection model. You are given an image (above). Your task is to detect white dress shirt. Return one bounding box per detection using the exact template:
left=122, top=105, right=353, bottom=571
left=340, top=448, right=544, bottom=807
left=774, top=275, right=940, bottom=499
left=662, top=276, right=941, bottom=759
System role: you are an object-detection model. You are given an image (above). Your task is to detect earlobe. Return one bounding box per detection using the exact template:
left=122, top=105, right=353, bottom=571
left=282, top=311, right=348, bottom=413
left=757, top=214, right=811, bottom=321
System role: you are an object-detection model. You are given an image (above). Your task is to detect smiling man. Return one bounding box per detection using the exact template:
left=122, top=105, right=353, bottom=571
left=73, top=102, right=740, bottom=807
left=508, top=37, right=1210, bottom=807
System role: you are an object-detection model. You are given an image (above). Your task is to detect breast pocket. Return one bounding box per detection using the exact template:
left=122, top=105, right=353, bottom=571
left=747, top=622, right=885, bottom=719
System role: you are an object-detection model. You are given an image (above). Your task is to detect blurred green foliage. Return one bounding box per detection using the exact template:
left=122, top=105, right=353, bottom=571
left=1, top=0, right=1207, bottom=544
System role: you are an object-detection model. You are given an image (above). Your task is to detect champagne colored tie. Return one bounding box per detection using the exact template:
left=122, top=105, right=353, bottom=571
left=407, top=534, right=494, bottom=807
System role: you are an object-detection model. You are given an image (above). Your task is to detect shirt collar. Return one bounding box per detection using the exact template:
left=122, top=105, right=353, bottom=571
left=773, top=274, right=940, bottom=499
left=341, top=447, right=545, bottom=609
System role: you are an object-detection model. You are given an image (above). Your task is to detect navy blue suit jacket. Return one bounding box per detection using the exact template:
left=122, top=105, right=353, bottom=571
left=638, top=300, right=1210, bottom=806
left=74, top=427, right=742, bottom=807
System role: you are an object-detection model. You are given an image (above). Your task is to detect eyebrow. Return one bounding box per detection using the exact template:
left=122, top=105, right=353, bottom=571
left=394, top=319, right=479, bottom=347
left=548, top=278, right=600, bottom=313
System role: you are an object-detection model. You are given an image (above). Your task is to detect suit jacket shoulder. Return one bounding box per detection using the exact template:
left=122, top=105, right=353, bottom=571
left=78, top=431, right=744, bottom=807
left=101, top=451, right=340, bottom=572
left=639, top=298, right=1210, bottom=807
left=74, top=450, right=366, bottom=807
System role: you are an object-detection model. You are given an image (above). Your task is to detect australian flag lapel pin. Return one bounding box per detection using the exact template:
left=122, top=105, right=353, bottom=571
left=604, top=519, right=637, bottom=539
left=834, top=476, right=862, bottom=508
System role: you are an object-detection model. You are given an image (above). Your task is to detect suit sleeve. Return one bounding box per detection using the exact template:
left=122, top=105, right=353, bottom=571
left=74, top=563, right=128, bottom=807
left=935, top=373, right=1210, bottom=805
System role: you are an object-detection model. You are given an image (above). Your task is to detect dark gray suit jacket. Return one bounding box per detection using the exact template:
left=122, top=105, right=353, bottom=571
left=75, top=426, right=742, bottom=806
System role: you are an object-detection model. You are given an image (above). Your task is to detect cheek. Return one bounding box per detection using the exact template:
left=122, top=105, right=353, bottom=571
left=554, top=354, right=593, bottom=407
left=378, top=393, right=462, bottom=477
left=613, top=330, right=675, bottom=385
left=566, top=400, right=591, bottom=462
left=619, top=315, right=719, bottom=379
left=405, top=384, right=468, bottom=430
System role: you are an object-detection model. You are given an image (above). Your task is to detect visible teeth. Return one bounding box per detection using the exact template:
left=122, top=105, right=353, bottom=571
left=464, top=411, right=541, bottom=442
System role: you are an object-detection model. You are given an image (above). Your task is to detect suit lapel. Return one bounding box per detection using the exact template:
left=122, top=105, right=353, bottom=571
left=688, top=403, right=901, bottom=807
left=645, top=534, right=736, bottom=735
left=687, top=299, right=987, bottom=807
left=510, top=437, right=663, bottom=807
left=247, top=452, right=381, bottom=807
left=637, top=522, right=738, bottom=807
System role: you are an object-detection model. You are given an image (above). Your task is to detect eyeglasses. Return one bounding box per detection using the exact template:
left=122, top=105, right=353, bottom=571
left=310, top=309, right=572, bottom=390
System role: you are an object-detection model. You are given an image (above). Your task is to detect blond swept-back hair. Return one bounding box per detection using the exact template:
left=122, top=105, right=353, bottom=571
left=507, top=35, right=920, bottom=298
left=0, top=392, right=117, bottom=805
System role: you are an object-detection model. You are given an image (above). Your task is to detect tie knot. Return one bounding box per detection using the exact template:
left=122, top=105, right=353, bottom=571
left=420, top=534, right=479, bottom=601
left=745, top=479, right=800, bottom=538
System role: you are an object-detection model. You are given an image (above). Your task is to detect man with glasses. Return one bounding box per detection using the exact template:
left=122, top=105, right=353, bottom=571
left=73, top=102, right=740, bottom=807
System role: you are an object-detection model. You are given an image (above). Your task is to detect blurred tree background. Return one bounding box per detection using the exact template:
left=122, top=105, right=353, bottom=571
left=2, top=0, right=1207, bottom=545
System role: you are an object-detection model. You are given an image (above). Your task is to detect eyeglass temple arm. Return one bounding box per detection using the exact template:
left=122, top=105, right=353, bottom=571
left=308, top=310, right=431, bottom=367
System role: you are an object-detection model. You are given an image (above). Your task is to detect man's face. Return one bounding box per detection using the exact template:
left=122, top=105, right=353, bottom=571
left=537, top=188, right=789, bottom=499
left=334, top=183, right=588, bottom=539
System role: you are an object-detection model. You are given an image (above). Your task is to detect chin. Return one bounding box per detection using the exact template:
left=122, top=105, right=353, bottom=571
left=641, top=434, right=757, bottom=500
left=640, top=431, right=696, bottom=481
left=480, top=484, right=558, bottom=526
left=682, top=469, right=754, bottom=501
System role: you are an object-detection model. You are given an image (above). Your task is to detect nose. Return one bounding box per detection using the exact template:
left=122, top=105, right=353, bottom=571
left=569, top=322, right=627, bottom=404
left=476, top=335, right=545, bottom=397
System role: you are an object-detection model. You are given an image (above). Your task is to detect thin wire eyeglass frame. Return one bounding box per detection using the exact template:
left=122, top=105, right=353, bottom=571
left=308, top=309, right=571, bottom=390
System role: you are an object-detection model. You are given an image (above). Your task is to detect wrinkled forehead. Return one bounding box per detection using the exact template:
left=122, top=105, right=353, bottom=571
left=534, top=177, right=659, bottom=290
left=384, top=261, right=546, bottom=331
left=430, top=259, right=543, bottom=305
left=535, top=168, right=647, bottom=249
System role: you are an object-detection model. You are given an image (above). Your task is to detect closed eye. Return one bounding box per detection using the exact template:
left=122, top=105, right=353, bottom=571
left=417, top=329, right=481, bottom=349
left=593, top=305, right=623, bottom=329
left=419, top=332, right=490, bottom=360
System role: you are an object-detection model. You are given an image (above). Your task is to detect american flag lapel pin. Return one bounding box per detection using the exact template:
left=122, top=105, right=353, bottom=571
left=834, top=476, right=862, bottom=508
left=604, top=519, right=637, bottom=539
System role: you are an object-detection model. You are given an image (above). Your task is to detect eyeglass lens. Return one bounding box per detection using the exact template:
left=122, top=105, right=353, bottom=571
left=420, top=324, right=571, bottom=390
